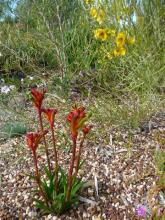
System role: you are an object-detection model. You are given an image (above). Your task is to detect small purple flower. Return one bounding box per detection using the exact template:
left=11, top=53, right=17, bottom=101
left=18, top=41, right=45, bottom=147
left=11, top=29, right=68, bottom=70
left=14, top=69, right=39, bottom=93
left=157, top=208, right=163, bottom=216
left=136, top=205, right=147, bottom=217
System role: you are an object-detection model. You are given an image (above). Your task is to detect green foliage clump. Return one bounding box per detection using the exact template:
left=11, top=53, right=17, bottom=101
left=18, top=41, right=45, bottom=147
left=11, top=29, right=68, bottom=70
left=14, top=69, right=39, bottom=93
left=155, top=149, right=165, bottom=175
left=0, top=121, right=27, bottom=138
left=33, top=167, right=83, bottom=214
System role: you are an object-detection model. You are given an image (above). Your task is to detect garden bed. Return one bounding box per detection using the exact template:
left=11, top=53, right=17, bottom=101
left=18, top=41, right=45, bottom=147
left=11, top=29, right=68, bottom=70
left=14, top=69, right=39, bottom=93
left=1, top=107, right=165, bottom=219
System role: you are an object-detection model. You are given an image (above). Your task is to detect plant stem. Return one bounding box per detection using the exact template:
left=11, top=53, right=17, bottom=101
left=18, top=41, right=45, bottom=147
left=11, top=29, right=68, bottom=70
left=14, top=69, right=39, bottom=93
left=65, top=138, right=77, bottom=203
left=38, top=111, right=51, bottom=172
left=75, top=134, right=85, bottom=177
left=32, top=150, right=48, bottom=204
left=51, top=127, right=58, bottom=193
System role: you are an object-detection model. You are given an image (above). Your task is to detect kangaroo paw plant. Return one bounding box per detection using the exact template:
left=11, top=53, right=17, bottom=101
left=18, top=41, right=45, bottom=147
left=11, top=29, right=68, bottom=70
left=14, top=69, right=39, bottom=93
left=26, top=88, right=92, bottom=214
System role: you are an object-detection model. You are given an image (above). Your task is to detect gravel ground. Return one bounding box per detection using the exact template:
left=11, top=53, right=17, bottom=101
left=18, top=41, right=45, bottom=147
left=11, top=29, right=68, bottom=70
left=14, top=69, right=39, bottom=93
left=1, top=110, right=165, bottom=220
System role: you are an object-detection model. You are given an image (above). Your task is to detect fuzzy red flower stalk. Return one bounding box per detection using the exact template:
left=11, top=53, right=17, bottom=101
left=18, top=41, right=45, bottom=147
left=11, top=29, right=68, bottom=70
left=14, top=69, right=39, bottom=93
left=31, top=88, right=46, bottom=112
left=65, top=106, right=87, bottom=203
left=75, top=125, right=93, bottom=176
left=26, top=130, right=48, bottom=203
left=82, top=125, right=93, bottom=135
left=67, top=106, right=87, bottom=141
left=42, top=108, right=57, bottom=129
left=42, top=108, right=58, bottom=192
left=31, top=88, right=51, bottom=172
left=26, top=131, right=48, bottom=152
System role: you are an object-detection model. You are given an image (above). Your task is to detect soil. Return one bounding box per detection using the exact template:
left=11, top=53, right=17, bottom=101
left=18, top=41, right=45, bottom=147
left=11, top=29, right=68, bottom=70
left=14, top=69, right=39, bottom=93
left=1, top=101, right=165, bottom=220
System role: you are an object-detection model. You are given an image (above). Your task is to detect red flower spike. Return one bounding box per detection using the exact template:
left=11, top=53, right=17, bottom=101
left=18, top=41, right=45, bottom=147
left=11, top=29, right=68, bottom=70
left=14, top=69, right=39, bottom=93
left=82, top=125, right=93, bottom=135
left=26, top=130, right=48, bottom=152
left=67, top=106, right=86, bottom=140
left=42, top=108, right=58, bottom=128
left=31, top=88, right=46, bottom=111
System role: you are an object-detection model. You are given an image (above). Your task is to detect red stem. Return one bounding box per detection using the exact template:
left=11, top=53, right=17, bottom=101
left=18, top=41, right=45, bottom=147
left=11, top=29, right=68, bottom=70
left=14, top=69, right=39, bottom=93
left=65, top=138, right=77, bottom=203
left=51, top=127, right=58, bottom=193
left=38, top=111, right=51, bottom=172
left=75, top=134, right=86, bottom=177
left=32, top=150, right=48, bottom=204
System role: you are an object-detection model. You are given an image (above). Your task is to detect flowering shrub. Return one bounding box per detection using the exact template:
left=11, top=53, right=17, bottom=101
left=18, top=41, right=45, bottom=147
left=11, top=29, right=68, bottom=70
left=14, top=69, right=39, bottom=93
left=84, top=0, right=135, bottom=61
left=26, top=88, right=92, bottom=214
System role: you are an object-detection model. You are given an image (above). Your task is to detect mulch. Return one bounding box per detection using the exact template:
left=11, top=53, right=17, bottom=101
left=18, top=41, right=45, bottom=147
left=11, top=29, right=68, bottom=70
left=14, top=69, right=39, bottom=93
left=1, top=106, right=165, bottom=220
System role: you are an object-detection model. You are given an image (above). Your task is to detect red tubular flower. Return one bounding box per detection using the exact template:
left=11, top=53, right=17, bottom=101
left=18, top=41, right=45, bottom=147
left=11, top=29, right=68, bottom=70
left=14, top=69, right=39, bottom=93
left=26, top=131, right=49, bottom=204
left=67, top=106, right=86, bottom=140
left=26, top=130, right=48, bottom=152
left=31, top=88, right=46, bottom=111
left=42, top=108, right=58, bottom=128
left=82, top=125, right=93, bottom=135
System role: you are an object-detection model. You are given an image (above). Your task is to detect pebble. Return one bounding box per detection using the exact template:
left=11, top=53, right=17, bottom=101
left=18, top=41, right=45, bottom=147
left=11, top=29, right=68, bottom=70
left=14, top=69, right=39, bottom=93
left=83, top=212, right=88, bottom=218
left=92, top=215, right=101, bottom=220
left=28, top=211, right=37, bottom=218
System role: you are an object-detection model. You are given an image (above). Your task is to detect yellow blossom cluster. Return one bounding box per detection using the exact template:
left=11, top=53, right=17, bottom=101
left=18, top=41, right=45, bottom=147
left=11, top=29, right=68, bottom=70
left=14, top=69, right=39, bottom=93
left=85, top=0, right=135, bottom=60
left=113, top=32, right=135, bottom=57
left=94, top=30, right=135, bottom=59
left=114, top=32, right=126, bottom=56
left=90, top=7, right=105, bottom=24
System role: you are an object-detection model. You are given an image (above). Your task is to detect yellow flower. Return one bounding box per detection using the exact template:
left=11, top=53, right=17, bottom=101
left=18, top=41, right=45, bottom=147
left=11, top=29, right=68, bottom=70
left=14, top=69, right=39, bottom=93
left=96, top=9, right=105, bottom=24
left=115, top=32, right=126, bottom=47
left=127, top=36, right=135, bottom=45
left=94, top=28, right=108, bottom=41
left=90, top=8, right=97, bottom=18
left=99, top=9, right=105, bottom=17
left=85, top=0, right=93, bottom=4
left=107, top=52, right=113, bottom=60
left=89, top=8, right=105, bottom=24
left=96, top=16, right=101, bottom=24
left=114, top=47, right=126, bottom=56
left=96, top=16, right=103, bottom=24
